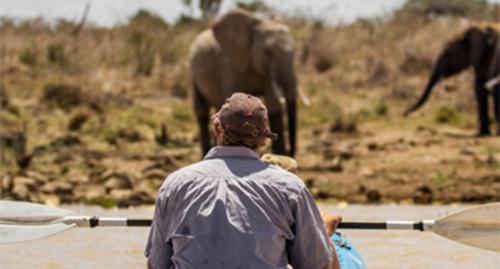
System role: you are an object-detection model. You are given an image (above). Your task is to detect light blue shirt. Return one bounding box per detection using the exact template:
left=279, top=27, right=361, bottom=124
left=145, top=146, right=332, bottom=269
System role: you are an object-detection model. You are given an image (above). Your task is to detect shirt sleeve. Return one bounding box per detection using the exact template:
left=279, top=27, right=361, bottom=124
left=145, top=191, right=173, bottom=269
left=287, top=188, right=333, bottom=269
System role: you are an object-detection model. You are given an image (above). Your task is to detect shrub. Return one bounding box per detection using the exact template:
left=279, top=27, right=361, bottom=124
left=128, top=31, right=155, bottom=76
left=400, top=53, right=434, bottom=75
left=171, top=81, right=188, bottom=99
left=47, top=42, right=67, bottom=66
left=329, top=115, right=358, bottom=134
left=128, top=9, right=169, bottom=31
left=374, top=101, right=389, bottom=116
left=399, top=0, right=490, bottom=18
left=236, top=0, right=271, bottom=13
left=18, top=48, right=37, bottom=66
left=68, top=111, right=90, bottom=131
left=435, top=106, right=461, bottom=124
left=42, top=83, right=83, bottom=109
left=0, top=83, right=8, bottom=109
left=314, top=56, right=334, bottom=73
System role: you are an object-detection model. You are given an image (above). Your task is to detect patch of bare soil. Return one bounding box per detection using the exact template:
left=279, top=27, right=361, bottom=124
left=297, top=123, right=499, bottom=204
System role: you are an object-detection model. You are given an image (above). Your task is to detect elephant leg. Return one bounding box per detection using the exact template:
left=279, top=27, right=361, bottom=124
left=268, top=111, right=286, bottom=155
left=193, top=84, right=211, bottom=156
left=493, top=86, right=500, bottom=135
left=287, top=100, right=297, bottom=157
left=474, top=81, right=491, bottom=136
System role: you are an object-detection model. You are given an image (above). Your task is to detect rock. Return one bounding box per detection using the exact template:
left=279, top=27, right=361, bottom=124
left=357, top=184, right=367, bottom=193
left=73, top=185, right=89, bottom=200
left=338, top=147, right=354, bottom=160
left=413, top=185, right=433, bottom=204
left=109, top=189, right=154, bottom=207
left=459, top=147, right=475, bottom=156
left=312, top=128, right=322, bottom=136
left=41, top=181, right=73, bottom=195
left=142, top=168, right=167, bottom=180
left=304, top=178, right=315, bottom=189
left=135, top=181, right=157, bottom=197
left=146, top=154, right=179, bottom=171
left=23, top=171, right=49, bottom=185
left=360, top=167, right=376, bottom=178
left=0, top=176, right=13, bottom=192
left=131, top=191, right=155, bottom=204
left=327, top=157, right=343, bottom=172
left=13, top=177, right=38, bottom=190
left=88, top=166, right=107, bottom=182
left=486, top=154, right=498, bottom=165
left=366, top=190, right=381, bottom=203
left=322, top=148, right=336, bottom=160
left=366, top=141, right=379, bottom=151
left=68, top=175, right=89, bottom=184
left=40, top=194, right=61, bottom=207
left=104, top=173, right=133, bottom=190
left=12, top=181, right=30, bottom=200
left=85, top=186, right=107, bottom=201
left=54, top=153, right=74, bottom=164
left=109, top=189, right=133, bottom=200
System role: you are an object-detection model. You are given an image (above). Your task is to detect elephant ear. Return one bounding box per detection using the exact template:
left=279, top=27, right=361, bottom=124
left=213, top=8, right=259, bottom=73
left=465, top=27, right=487, bottom=69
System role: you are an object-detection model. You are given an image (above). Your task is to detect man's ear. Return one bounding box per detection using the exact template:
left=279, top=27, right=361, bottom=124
left=213, top=118, right=223, bottom=139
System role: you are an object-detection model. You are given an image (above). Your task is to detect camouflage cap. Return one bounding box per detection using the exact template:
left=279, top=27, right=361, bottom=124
left=214, top=92, right=277, bottom=148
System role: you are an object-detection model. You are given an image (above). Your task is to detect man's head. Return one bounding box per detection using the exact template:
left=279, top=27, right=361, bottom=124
left=213, top=92, right=276, bottom=150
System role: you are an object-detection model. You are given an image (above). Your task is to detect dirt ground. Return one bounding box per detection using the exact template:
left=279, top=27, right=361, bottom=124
left=0, top=9, right=499, bottom=206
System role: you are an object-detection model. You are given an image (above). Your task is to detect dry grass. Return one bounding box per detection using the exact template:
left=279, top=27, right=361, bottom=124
left=0, top=6, right=498, bottom=204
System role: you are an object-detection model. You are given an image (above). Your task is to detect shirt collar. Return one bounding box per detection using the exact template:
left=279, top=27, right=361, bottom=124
left=204, top=146, right=260, bottom=160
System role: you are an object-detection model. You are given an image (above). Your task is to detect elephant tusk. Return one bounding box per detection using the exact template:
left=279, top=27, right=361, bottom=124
left=271, top=81, right=287, bottom=105
left=297, top=86, right=311, bottom=107
left=485, top=75, right=500, bottom=91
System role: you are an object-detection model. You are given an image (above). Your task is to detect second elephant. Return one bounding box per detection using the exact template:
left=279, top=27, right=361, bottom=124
left=189, top=8, right=307, bottom=156
left=405, top=26, right=500, bottom=135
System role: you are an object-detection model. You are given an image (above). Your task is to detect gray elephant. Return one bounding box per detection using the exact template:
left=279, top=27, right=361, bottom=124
left=405, top=26, right=500, bottom=136
left=189, top=8, right=308, bottom=156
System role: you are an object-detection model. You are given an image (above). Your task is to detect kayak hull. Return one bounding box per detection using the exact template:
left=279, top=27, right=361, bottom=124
left=331, top=233, right=366, bottom=269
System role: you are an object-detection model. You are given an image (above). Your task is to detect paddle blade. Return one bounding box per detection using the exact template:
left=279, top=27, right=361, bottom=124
left=0, top=223, right=75, bottom=244
left=0, top=200, right=75, bottom=224
left=432, top=203, right=500, bottom=252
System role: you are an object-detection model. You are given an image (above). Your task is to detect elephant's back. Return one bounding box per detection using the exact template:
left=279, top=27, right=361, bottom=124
left=189, top=30, right=225, bottom=107
left=189, top=30, right=220, bottom=60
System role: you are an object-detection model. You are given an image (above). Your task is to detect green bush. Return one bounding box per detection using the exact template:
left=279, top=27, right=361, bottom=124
left=68, top=111, right=90, bottom=131
left=171, top=81, right=188, bottom=99
left=42, top=83, right=82, bottom=109
left=435, top=106, right=461, bottom=124
left=128, top=9, right=169, bottom=31
left=128, top=31, right=155, bottom=76
left=236, top=0, right=271, bottom=13
left=47, top=42, right=67, bottom=66
left=18, top=48, right=37, bottom=66
left=0, top=83, right=8, bottom=109
left=314, top=56, right=334, bottom=73
left=374, top=101, right=389, bottom=116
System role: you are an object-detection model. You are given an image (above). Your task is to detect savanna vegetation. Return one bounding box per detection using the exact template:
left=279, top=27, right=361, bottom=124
left=0, top=0, right=499, bottom=207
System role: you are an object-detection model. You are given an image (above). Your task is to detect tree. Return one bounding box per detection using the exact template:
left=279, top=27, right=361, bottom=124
left=180, top=0, right=223, bottom=19
left=400, top=0, right=490, bottom=17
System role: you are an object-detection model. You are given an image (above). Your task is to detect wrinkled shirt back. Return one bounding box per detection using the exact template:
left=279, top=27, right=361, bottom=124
left=145, top=146, right=332, bottom=269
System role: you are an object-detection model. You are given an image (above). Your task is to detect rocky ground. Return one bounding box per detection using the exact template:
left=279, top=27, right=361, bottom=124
left=0, top=6, right=499, bottom=207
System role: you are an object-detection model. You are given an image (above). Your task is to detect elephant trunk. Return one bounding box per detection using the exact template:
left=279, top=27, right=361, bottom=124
left=404, top=59, right=443, bottom=117
left=276, top=65, right=298, bottom=157
left=404, top=71, right=441, bottom=116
